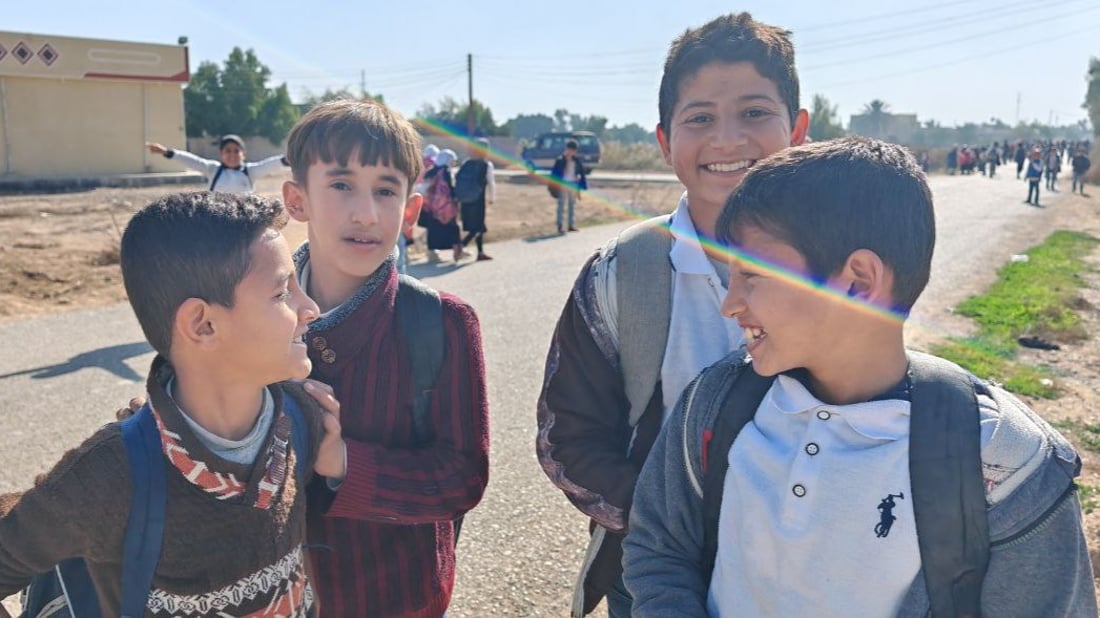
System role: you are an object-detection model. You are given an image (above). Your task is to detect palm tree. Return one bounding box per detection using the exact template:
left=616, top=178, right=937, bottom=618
left=862, top=99, right=891, bottom=138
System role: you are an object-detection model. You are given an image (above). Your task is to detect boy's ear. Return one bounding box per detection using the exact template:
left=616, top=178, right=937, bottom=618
left=283, top=180, right=309, bottom=223
left=174, top=297, right=217, bottom=349
left=790, top=109, right=810, bottom=146
left=655, top=123, right=673, bottom=165
left=404, top=191, right=423, bottom=225
left=840, top=249, right=894, bottom=307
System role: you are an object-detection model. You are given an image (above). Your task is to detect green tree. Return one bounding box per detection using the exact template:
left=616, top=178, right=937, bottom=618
left=301, top=87, right=384, bottom=108
left=861, top=99, right=891, bottom=138
left=809, top=94, right=845, bottom=140
left=604, top=123, right=655, bottom=144
left=1085, top=57, right=1100, bottom=137
left=416, top=97, right=501, bottom=135
left=569, top=113, right=609, bottom=135
left=501, top=113, right=555, bottom=140
left=553, top=108, right=570, bottom=131
left=182, top=48, right=300, bottom=143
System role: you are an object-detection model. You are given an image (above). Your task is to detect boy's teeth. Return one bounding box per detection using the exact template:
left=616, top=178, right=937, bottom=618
left=743, top=327, right=766, bottom=343
left=706, top=161, right=751, bottom=173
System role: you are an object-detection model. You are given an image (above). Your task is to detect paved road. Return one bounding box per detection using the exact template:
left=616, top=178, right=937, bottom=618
left=0, top=172, right=1068, bottom=616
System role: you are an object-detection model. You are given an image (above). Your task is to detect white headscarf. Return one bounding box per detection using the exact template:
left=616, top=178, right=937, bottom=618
left=434, top=149, right=457, bottom=167
left=422, top=144, right=440, bottom=159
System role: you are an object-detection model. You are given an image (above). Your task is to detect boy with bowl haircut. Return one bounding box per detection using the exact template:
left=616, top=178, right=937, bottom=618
left=536, top=12, right=808, bottom=616
left=623, top=137, right=1096, bottom=616
left=0, top=191, right=345, bottom=616
left=282, top=99, right=489, bottom=617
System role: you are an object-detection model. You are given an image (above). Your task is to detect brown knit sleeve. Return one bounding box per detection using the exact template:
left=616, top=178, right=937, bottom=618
left=0, top=425, right=130, bottom=597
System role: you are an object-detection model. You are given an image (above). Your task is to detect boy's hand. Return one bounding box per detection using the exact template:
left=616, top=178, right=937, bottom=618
left=116, top=397, right=146, bottom=420
left=145, top=142, right=168, bottom=155
left=302, top=380, right=346, bottom=481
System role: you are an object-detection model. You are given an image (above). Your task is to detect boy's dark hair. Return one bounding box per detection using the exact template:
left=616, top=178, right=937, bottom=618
left=565, top=139, right=579, bottom=150
left=120, top=192, right=289, bottom=357
left=717, top=137, right=935, bottom=311
left=659, top=12, right=800, bottom=134
left=286, top=99, right=422, bottom=190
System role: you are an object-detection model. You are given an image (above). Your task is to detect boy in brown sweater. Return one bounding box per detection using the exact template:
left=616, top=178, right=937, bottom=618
left=0, top=191, right=346, bottom=616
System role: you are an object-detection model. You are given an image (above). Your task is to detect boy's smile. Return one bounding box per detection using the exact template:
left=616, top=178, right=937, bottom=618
left=722, top=225, right=837, bottom=378
left=658, top=62, right=807, bottom=226
left=284, top=154, right=420, bottom=311
left=210, top=230, right=319, bottom=386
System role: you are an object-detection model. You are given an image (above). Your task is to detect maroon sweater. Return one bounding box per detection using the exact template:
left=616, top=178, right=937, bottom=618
left=0, top=357, right=325, bottom=616
left=299, top=256, right=490, bottom=618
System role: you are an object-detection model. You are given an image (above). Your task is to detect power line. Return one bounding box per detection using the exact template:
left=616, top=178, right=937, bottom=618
left=815, top=21, right=1099, bottom=90
left=803, top=5, right=1100, bottom=72
left=799, top=0, right=1070, bottom=53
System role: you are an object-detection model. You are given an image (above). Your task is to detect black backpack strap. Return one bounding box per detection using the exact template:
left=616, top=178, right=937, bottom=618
left=209, top=164, right=225, bottom=191
left=119, top=405, right=167, bottom=618
left=908, top=354, right=989, bottom=618
left=395, top=274, right=445, bottom=445
left=701, top=366, right=776, bottom=579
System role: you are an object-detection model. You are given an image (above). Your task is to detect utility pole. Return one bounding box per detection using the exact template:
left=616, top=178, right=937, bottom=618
left=360, top=69, right=366, bottom=98
left=467, top=53, right=475, bottom=137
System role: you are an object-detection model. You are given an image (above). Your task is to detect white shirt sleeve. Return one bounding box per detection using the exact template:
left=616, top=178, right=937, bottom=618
left=167, top=149, right=221, bottom=178
left=246, top=153, right=290, bottom=178
left=485, top=160, right=496, bottom=203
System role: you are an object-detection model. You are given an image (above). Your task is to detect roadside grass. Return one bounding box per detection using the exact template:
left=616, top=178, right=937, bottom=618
left=1053, top=420, right=1100, bottom=454
left=931, top=230, right=1099, bottom=399
left=1079, top=483, right=1100, bottom=515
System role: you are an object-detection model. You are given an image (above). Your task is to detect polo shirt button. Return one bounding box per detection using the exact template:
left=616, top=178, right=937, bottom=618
left=312, top=336, right=328, bottom=351
left=321, top=348, right=336, bottom=364
left=792, top=484, right=806, bottom=497
left=817, top=410, right=832, bottom=420
left=805, top=443, right=819, bottom=456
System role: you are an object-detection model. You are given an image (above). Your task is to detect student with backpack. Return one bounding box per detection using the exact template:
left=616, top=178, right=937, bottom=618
left=622, top=137, right=1095, bottom=617
left=282, top=99, right=489, bottom=617
left=146, top=134, right=289, bottom=193
left=548, top=140, right=589, bottom=234
left=420, top=148, right=465, bottom=263
left=0, top=191, right=345, bottom=617
left=454, top=137, right=497, bottom=261
left=535, top=13, right=809, bottom=617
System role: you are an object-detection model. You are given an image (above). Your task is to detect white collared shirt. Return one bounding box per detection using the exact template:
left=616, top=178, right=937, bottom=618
left=660, top=195, right=745, bottom=420
left=708, top=375, right=920, bottom=617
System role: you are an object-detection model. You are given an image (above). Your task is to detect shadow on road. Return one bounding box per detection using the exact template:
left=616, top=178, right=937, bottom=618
left=0, top=341, right=152, bottom=382
left=406, top=261, right=474, bottom=280
left=523, top=232, right=566, bottom=243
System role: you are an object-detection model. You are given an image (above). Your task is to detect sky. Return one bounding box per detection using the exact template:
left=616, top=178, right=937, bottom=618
left=6, top=0, right=1098, bottom=131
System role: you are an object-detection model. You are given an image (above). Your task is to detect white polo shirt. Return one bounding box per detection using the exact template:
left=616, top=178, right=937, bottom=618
left=708, top=374, right=921, bottom=617
left=660, top=197, right=744, bottom=420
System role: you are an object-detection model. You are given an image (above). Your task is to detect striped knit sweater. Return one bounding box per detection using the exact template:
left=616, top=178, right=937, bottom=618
left=0, top=356, right=325, bottom=616
left=295, top=248, right=490, bottom=618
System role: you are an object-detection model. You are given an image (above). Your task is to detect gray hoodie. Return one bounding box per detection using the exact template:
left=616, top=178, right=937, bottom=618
left=623, top=351, right=1096, bottom=617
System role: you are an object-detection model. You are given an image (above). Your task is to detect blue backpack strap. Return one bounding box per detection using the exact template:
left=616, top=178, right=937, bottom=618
left=281, top=391, right=309, bottom=480
left=118, top=405, right=166, bottom=618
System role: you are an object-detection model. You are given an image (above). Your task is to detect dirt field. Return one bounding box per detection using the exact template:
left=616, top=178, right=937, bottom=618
left=0, top=172, right=684, bottom=320
left=2, top=174, right=1100, bottom=602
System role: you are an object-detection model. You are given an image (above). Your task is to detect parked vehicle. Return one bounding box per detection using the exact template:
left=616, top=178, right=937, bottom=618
left=521, top=131, right=601, bottom=171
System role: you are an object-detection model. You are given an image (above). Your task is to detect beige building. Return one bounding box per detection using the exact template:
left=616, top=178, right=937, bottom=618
left=0, top=31, right=188, bottom=178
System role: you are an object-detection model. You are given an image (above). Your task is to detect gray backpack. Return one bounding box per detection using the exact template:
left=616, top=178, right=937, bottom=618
left=696, top=352, right=989, bottom=617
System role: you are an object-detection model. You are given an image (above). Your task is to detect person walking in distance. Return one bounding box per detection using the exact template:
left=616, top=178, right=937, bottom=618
left=549, top=140, right=589, bottom=234
left=454, top=138, right=497, bottom=261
